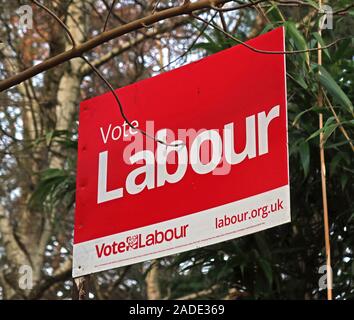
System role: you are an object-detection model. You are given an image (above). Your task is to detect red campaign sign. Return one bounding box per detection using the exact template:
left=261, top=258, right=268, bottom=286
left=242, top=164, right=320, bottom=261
left=73, top=27, right=290, bottom=277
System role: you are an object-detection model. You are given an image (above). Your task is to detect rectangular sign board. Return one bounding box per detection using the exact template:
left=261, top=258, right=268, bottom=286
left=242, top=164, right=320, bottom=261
left=73, top=27, right=290, bottom=277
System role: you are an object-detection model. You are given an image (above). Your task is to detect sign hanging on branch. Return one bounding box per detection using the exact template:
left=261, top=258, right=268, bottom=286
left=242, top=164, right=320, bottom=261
left=73, top=27, right=290, bottom=277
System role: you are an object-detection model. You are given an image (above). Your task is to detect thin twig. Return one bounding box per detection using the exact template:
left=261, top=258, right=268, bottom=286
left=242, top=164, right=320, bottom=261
left=31, top=0, right=76, bottom=47
left=33, top=0, right=184, bottom=148
left=2, top=0, right=351, bottom=93
left=80, top=56, right=183, bottom=148
left=192, top=14, right=350, bottom=55
left=317, top=0, right=332, bottom=301
left=142, top=0, right=162, bottom=28
left=210, top=0, right=266, bottom=11
left=218, top=10, right=228, bottom=33
left=210, top=0, right=318, bottom=12
left=152, top=0, right=162, bottom=14
left=103, top=0, right=118, bottom=32
left=322, top=88, right=354, bottom=152
left=81, top=17, right=190, bottom=76
left=251, top=0, right=272, bottom=25
left=0, top=0, right=236, bottom=91
left=158, top=12, right=217, bottom=72
left=333, top=3, right=354, bottom=15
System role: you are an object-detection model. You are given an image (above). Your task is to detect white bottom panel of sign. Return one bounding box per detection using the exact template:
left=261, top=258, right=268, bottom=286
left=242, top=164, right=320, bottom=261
left=73, top=185, right=290, bottom=277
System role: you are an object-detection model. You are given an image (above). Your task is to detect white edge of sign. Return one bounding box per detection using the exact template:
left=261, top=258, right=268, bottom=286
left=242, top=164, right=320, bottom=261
left=73, top=185, right=290, bottom=277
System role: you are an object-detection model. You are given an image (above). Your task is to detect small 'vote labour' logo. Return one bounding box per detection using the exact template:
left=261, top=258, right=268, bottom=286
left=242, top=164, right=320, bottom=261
left=126, top=235, right=139, bottom=249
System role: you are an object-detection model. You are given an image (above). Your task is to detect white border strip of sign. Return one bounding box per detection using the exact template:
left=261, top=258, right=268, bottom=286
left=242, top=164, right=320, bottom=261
left=283, top=26, right=290, bottom=193
left=73, top=185, right=290, bottom=277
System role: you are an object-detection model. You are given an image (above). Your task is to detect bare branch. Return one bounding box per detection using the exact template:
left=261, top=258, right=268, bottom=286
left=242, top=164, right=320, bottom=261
left=322, top=89, right=354, bottom=153
left=0, top=0, right=235, bottom=92
left=31, top=1, right=190, bottom=147
left=80, top=55, right=183, bottom=147
left=30, top=259, right=72, bottom=299
left=175, top=284, right=219, bottom=300
left=192, top=14, right=350, bottom=55
left=0, top=205, right=29, bottom=267
left=31, top=0, right=77, bottom=47
left=210, top=0, right=267, bottom=11
left=333, top=3, right=354, bottom=15
left=158, top=12, right=217, bottom=72
left=81, top=17, right=190, bottom=76
left=103, top=0, right=118, bottom=32
left=210, top=0, right=318, bottom=12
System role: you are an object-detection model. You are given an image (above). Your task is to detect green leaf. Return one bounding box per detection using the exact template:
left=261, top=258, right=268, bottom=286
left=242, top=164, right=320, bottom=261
left=260, top=23, right=274, bottom=35
left=29, top=168, right=76, bottom=210
left=307, top=117, right=338, bottom=143
left=45, top=131, right=54, bottom=147
left=285, top=21, right=309, bottom=66
left=193, top=42, right=220, bottom=54
left=333, top=38, right=352, bottom=60
left=254, top=234, right=271, bottom=259
left=330, top=152, right=342, bottom=177
left=292, top=107, right=313, bottom=126
left=288, top=72, right=308, bottom=90
left=325, top=140, right=353, bottom=149
left=340, top=174, right=348, bottom=190
left=304, top=0, right=319, bottom=9
left=299, top=141, right=310, bottom=177
left=42, top=168, right=65, bottom=180
left=323, top=123, right=338, bottom=143
left=312, top=32, right=330, bottom=60
left=318, top=65, right=354, bottom=115
left=258, top=258, right=273, bottom=286
left=307, top=123, right=337, bottom=142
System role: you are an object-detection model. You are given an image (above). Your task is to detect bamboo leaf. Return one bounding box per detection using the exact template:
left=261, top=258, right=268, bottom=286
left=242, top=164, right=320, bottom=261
left=312, top=32, right=330, bottom=60
left=330, top=152, right=342, bottom=177
left=258, top=258, right=273, bottom=286
left=306, top=123, right=338, bottom=142
left=292, top=107, right=314, bottom=126
left=340, top=174, right=348, bottom=190
left=45, top=131, right=54, bottom=147
left=318, top=65, right=354, bottom=115
left=285, top=21, right=309, bottom=66
left=299, top=141, right=310, bottom=177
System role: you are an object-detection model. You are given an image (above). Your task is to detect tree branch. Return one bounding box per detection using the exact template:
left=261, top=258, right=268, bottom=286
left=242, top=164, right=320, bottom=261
left=103, top=0, right=118, bottom=32
left=0, top=0, right=234, bottom=92
left=175, top=284, right=219, bottom=300
left=192, top=14, right=350, bottom=55
left=158, top=12, right=217, bottom=72
left=322, top=88, right=354, bottom=152
left=29, top=259, right=72, bottom=299
left=31, top=0, right=77, bottom=47
left=0, top=205, right=29, bottom=267
left=80, top=17, right=190, bottom=77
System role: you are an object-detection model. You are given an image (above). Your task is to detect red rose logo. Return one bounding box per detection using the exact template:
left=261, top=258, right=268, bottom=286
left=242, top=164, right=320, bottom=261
left=126, top=235, right=139, bottom=249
